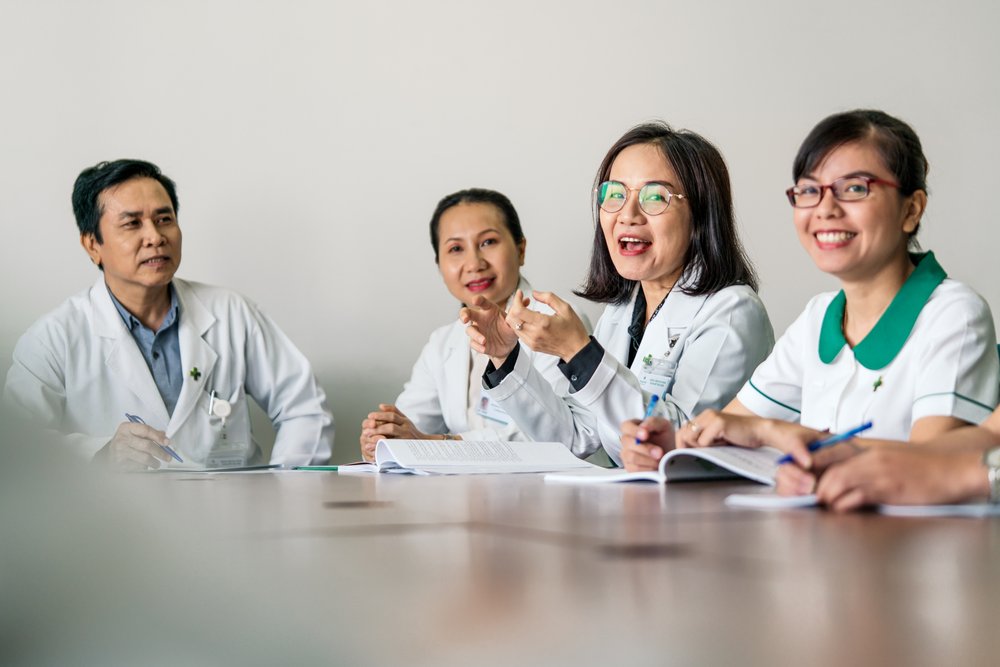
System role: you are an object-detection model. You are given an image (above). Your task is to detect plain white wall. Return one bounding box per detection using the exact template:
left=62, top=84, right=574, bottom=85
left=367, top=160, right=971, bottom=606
left=2, top=0, right=998, bottom=462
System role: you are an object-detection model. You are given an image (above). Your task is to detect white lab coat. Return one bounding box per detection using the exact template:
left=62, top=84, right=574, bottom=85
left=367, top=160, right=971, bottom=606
left=3, top=277, right=334, bottom=467
left=396, top=279, right=570, bottom=441
left=485, top=282, right=774, bottom=464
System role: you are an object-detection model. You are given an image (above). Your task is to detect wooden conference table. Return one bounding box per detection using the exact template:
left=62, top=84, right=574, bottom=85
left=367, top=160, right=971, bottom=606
left=135, top=469, right=1000, bottom=667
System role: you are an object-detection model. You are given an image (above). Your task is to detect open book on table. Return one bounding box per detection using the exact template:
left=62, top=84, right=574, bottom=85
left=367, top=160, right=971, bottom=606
left=544, top=445, right=781, bottom=486
left=339, top=439, right=595, bottom=475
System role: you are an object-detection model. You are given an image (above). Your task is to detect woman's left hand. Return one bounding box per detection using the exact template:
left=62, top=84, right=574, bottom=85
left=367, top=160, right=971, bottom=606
left=676, top=410, right=826, bottom=468
left=507, top=290, right=591, bottom=361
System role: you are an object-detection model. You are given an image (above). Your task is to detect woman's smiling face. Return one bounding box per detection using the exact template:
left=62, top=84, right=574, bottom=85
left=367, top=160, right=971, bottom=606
left=793, top=140, right=921, bottom=284
left=600, top=142, right=692, bottom=292
left=436, top=202, right=525, bottom=307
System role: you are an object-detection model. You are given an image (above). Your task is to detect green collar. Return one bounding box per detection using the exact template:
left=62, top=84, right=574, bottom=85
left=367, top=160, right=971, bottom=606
left=818, top=252, right=947, bottom=370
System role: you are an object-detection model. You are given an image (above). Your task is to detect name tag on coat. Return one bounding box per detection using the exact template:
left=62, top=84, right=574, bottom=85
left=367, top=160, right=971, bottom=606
left=635, top=328, right=684, bottom=395
left=476, top=391, right=512, bottom=425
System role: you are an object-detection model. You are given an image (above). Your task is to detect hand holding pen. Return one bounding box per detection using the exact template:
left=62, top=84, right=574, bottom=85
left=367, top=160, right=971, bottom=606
left=636, top=394, right=660, bottom=443
left=126, top=414, right=183, bottom=463
left=92, top=414, right=181, bottom=471
left=776, top=422, right=873, bottom=465
left=773, top=422, right=874, bottom=496
left=619, top=394, right=672, bottom=473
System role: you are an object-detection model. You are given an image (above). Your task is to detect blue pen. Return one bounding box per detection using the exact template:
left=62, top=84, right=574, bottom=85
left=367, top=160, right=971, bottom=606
left=635, top=394, right=660, bottom=444
left=125, top=413, right=184, bottom=463
left=776, top=421, right=873, bottom=465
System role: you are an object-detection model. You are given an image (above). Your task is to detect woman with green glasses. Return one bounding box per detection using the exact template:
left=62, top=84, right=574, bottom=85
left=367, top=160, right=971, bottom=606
left=630, top=109, right=999, bottom=486
left=462, top=122, right=773, bottom=465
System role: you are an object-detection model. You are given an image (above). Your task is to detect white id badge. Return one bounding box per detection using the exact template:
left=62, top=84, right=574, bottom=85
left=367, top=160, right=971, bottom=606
left=476, top=391, right=512, bottom=425
left=207, top=443, right=249, bottom=469
left=205, top=389, right=249, bottom=467
left=637, top=353, right=676, bottom=395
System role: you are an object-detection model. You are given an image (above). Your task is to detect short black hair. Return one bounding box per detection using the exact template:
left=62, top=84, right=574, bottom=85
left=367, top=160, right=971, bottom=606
left=428, top=188, right=524, bottom=263
left=793, top=110, right=928, bottom=246
left=576, top=121, right=758, bottom=304
left=72, top=159, right=179, bottom=243
left=793, top=109, right=928, bottom=197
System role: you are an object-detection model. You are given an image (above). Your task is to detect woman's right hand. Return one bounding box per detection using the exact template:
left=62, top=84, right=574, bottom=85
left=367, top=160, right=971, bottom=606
left=459, top=295, right=522, bottom=362
left=359, top=404, right=432, bottom=461
left=620, top=416, right=676, bottom=472
left=774, top=442, right=863, bottom=496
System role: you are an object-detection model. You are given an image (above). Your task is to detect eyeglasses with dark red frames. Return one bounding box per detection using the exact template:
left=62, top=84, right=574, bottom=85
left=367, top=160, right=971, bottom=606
left=785, top=176, right=900, bottom=208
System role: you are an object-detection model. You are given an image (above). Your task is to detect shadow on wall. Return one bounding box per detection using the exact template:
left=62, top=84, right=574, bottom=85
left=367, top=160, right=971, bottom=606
left=248, top=369, right=390, bottom=465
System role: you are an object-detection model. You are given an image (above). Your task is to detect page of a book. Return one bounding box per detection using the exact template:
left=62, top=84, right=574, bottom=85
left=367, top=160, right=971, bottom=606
left=365, top=439, right=596, bottom=475
left=335, top=461, right=380, bottom=475
left=876, top=503, right=1000, bottom=517
left=725, top=493, right=1000, bottom=517
left=544, top=446, right=781, bottom=486
left=660, top=446, right=780, bottom=485
left=725, top=493, right=819, bottom=509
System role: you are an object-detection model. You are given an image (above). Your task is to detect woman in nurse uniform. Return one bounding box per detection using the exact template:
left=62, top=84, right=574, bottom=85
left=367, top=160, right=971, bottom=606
left=625, top=109, right=999, bottom=476
left=462, top=122, right=774, bottom=465
left=358, top=189, right=568, bottom=461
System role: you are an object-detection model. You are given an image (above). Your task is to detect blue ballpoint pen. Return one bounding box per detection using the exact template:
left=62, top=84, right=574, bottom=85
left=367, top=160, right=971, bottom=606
left=635, top=394, right=660, bottom=444
left=776, top=421, right=873, bottom=465
left=125, top=413, right=184, bottom=463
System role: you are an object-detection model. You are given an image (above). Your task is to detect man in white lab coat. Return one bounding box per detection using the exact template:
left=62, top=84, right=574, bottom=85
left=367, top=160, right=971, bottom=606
left=3, top=159, right=333, bottom=469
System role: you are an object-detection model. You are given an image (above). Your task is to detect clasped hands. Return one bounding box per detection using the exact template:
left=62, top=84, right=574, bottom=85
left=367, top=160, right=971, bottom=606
left=459, top=289, right=591, bottom=364
left=359, top=404, right=436, bottom=462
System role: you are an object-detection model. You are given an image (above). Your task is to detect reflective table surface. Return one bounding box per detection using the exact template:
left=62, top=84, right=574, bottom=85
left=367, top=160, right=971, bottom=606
left=6, top=463, right=1000, bottom=666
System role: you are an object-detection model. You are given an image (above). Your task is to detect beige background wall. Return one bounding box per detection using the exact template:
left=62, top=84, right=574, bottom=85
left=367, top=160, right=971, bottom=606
left=2, top=0, right=998, bottom=462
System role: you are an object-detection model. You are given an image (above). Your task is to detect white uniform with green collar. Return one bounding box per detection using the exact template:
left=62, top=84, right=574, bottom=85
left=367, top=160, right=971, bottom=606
left=738, top=252, right=999, bottom=439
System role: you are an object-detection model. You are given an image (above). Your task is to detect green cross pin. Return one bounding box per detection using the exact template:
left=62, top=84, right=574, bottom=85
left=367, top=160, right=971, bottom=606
left=189, top=367, right=202, bottom=381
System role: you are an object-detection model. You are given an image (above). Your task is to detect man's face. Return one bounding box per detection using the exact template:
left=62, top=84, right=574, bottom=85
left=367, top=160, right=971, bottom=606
left=81, top=177, right=182, bottom=298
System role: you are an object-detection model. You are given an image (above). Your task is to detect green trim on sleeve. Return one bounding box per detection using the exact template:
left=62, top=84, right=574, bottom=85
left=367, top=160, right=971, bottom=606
left=748, top=378, right=801, bottom=414
left=914, top=391, right=996, bottom=414
left=819, top=252, right=947, bottom=370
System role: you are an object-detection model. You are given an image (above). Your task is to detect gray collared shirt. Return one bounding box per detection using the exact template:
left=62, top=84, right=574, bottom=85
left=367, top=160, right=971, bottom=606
left=108, top=284, right=183, bottom=416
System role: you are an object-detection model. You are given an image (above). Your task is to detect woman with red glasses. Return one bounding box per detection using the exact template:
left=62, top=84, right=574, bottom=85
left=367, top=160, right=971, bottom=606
left=625, top=109, right=999, bottom=482
left=462, top=122, right=773, bottom=466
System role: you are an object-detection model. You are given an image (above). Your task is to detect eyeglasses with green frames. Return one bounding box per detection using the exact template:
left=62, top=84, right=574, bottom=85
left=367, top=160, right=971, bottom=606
left=595, top=180, right=686, bottom=216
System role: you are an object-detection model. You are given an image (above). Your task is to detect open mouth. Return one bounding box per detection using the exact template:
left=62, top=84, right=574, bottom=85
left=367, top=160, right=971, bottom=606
left=618, top=236, right=651, bottom=255
left=466, top=277, right=495, bottom=292
left=814, top=231, right=856, bottom=246
left=140, top=256, right=171, bottom=267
